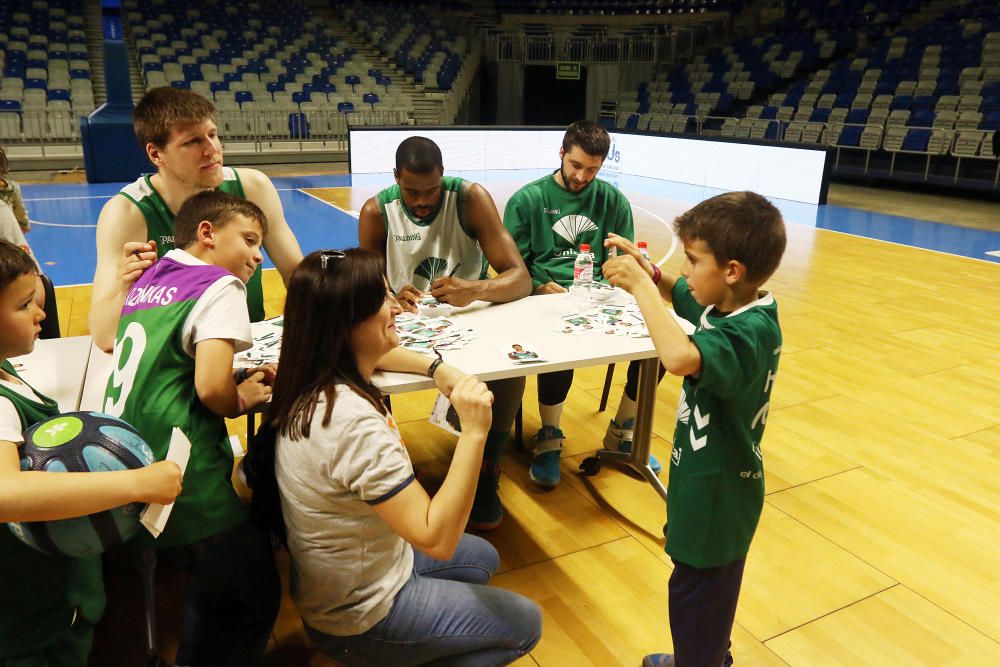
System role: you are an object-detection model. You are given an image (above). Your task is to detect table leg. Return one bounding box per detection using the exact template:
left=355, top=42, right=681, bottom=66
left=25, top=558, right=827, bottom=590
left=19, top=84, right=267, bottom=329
left=594, top=357, right=668, bottom=501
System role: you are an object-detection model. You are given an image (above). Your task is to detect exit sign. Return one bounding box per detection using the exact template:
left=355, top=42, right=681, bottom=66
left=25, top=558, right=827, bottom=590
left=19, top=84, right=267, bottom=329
left=556, top=62, right=581, bottom=80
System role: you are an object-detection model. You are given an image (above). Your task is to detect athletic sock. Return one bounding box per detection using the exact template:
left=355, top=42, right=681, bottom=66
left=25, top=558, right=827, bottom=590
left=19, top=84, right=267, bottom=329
left=538, top=401, right=565, bottom=430
left=614, top=394, right=637, bottom=426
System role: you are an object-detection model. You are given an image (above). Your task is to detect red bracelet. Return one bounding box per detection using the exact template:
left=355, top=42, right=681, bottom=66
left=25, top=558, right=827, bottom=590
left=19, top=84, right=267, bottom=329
left=651, top=264, right=662, bottom=285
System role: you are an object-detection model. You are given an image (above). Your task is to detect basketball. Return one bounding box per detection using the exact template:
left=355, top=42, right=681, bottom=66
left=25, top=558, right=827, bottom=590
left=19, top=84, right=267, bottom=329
left=7, top=411, right=157, bottom=557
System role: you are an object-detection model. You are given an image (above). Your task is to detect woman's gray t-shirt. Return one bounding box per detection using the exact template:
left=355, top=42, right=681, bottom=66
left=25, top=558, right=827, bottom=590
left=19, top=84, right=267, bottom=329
left=275, top=385, right=415, bottom=636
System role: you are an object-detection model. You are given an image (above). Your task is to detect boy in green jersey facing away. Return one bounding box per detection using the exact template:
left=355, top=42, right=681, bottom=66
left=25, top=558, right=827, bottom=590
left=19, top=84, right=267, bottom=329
left=102, top=191, right=280, bottom=666
left=0, top=240, right=182, bottom=666
left=604, top=192, right=786, bottom=667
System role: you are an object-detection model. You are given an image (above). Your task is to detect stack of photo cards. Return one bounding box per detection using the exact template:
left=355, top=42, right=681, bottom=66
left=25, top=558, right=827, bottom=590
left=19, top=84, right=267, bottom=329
left=236, top=316, right=285, bottom=365
left=555, top=305, right=650, bottom=338
left=417, top=294, right=454, bottom=317
left=396, top=312, right=476, bottom=354
left=429, top=392, right=462, bottom=436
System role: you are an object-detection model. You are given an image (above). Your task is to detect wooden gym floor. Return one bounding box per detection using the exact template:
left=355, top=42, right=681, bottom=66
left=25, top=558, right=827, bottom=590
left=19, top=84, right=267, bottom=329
left=33, top=173, right=1000, bottom=665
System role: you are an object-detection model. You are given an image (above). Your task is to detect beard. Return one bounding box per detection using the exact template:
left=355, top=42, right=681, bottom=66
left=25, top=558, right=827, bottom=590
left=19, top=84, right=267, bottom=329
left=560, top=163, right=594, bottom=193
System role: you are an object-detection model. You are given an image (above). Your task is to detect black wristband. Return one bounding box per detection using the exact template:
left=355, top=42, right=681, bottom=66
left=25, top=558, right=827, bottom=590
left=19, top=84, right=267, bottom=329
left=427, top=358, right=444, bottom=378
left=234, top=367, right=249, bottom=384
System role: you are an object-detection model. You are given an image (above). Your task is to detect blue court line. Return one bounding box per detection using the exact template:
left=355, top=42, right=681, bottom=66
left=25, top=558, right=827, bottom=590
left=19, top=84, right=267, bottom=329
left=18, top=174, right=999, bottom=287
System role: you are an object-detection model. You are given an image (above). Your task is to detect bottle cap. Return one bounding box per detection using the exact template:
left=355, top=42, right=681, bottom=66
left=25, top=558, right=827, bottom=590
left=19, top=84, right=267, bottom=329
left=638, top=241, right=648, bottom=248
left=579, top=244, right=590, bottom=252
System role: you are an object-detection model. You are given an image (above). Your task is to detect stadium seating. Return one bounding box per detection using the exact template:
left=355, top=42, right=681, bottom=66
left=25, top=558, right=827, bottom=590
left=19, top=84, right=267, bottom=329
left=0, top=0, right=93, bottom=142
left=605, top=0, right=999, bottom=190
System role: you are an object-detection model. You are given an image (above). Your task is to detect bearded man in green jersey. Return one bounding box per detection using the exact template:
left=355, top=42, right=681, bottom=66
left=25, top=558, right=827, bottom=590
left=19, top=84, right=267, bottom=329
left=503, top=120, right=665, bottom=488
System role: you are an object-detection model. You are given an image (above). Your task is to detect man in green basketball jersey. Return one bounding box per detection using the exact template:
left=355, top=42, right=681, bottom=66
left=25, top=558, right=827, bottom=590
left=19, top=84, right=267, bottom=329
left=358, top=136, right=532, bottom=530
left=503, top=120, right=664, bottom=489
left=90, top=86, right=303, bottom=352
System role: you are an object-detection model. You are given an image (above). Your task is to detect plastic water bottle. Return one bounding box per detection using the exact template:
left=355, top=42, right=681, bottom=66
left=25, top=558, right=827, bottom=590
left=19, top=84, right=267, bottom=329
left=571, top=243, right=594, bottom=306
left=638, top=241, right=651, bottom=262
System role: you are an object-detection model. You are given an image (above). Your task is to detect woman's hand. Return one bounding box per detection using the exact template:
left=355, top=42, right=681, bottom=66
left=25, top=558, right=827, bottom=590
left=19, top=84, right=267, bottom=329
left=431, top=363, right=468, bottom=398
left=448, top=376, right=493, bottom=438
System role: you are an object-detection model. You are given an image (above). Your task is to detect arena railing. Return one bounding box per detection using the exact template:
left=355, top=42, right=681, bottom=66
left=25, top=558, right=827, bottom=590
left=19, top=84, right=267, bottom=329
left=486, top=26, right=723, bottom=65
left=211, top=107, right=413, bottom=154
left=882, top=126, right=955, bottom=180
left=0, top=109, right=89, bottom=157
left=949, top=129, right=999, bottom=186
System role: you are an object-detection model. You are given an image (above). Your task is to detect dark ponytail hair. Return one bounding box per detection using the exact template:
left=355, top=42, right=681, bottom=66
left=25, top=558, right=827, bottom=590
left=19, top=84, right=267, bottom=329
left=245, top=248, right=390, bottom=548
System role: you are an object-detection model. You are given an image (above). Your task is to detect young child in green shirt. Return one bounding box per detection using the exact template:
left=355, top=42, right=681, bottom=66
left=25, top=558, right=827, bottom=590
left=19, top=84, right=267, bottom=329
left=0, top=239, right=181, bottom=665
left=605, top=191, right=787, bottom=667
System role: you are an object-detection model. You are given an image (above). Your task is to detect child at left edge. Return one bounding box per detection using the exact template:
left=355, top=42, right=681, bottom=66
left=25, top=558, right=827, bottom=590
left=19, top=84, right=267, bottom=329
left=0, top=239, right=182, bottom=665
left=102, top=190, right=280, bottom=666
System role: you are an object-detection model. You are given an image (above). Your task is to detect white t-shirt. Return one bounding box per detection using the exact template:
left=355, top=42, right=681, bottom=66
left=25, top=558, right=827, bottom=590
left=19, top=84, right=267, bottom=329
left=0, top=200, right=35, bottom=270
left=163, top=249, right=253, bottom=356
left=0, top=377, right=44, bottom=443
left=275, top=385, right=415, bottom=636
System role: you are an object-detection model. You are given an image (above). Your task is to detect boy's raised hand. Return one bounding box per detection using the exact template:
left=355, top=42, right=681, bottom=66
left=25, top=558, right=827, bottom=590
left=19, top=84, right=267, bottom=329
left=119, top=240, right=158, bottom=288
left=604, top=233, right=653, bottom=274
left=605, top=255, right=653, bottom=295
left=252, top=363, right=277, bottom=385
left=135, top=460, right=183, bottom=505
left=238, top=371, right=273, bottom=412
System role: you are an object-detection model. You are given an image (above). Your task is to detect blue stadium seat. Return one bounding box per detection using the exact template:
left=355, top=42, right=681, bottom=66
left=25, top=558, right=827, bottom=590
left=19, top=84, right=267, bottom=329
left=362, top=92, right=379, bottom=110
left=235, top=91, right=254, bottom=106
left=838, top=125, right=864, bottom=147
left=890, top=95, right=912, bottom=111
left=345, top=75, right=360, bottom=92
left=908, top=109, right=933, bottom=126
left=902, top=129, right=931, bottom=151
left=846, top=108, right=869, bottom=124
left=809, top=108, right=831, bottom=123
left=288, top=112, right=309, bottom=139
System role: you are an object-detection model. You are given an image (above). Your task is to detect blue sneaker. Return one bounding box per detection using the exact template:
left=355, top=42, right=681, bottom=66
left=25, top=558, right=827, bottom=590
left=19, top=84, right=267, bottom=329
left=529, top=425, right=564, bottom=488
left=604, top=418, right=662, bottom=474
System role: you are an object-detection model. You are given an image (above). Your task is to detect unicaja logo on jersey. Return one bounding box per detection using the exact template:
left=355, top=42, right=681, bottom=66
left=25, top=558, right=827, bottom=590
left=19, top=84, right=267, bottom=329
left=552, top=214, right=598, bottom=248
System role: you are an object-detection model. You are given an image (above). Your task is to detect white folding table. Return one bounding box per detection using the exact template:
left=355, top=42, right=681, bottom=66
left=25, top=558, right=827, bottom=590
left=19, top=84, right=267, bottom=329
left=11, top=335, right=93, bottom=412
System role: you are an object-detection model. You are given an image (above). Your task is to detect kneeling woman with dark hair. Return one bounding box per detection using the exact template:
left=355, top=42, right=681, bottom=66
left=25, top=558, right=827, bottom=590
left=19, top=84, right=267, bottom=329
left=251, top=248, right=541, bottom=666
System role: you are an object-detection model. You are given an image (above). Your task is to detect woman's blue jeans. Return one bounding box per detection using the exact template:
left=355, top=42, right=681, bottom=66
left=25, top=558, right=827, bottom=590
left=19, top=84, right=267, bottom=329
left=305, top=534, right=542, bottom=666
